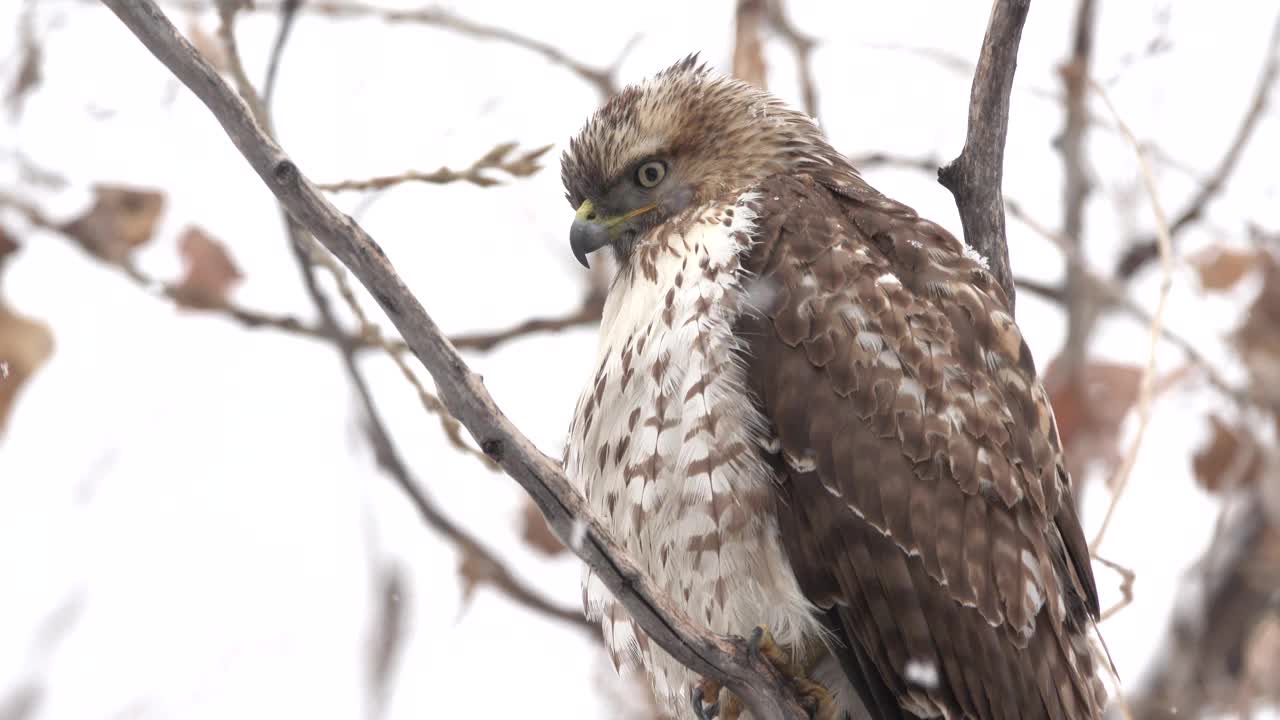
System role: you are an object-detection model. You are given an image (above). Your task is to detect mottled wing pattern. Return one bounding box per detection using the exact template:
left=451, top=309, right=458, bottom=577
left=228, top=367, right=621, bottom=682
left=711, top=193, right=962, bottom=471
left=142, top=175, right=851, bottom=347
left=738, top=174, right=1107, bottom=719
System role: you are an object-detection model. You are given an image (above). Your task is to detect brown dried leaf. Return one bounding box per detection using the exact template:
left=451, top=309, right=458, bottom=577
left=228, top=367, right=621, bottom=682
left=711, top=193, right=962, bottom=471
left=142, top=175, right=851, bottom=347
left=0, top=303, right=54, bottom=435
left=1234, top=252, right=1280, bottom=412
left=457, top=550, right=494, bottom=610
left=1046, top=361, right=1142, bottom=449
left=0, top=225, right=18, bottom=262
left=60, top=185, right=165, bottom=263
left=479, top=142, right=518, bottom=166
left=1045, top=359, right=1187, bottom=483
left=186, top=19, right=228, bottom=74
left=520, top=498, right=565, bottom=556
left=1192, top=414, right=1263, bottom=493
left=1191, top=245, right=1259, bottom=291
left=173, top=226, right=243, bottom=309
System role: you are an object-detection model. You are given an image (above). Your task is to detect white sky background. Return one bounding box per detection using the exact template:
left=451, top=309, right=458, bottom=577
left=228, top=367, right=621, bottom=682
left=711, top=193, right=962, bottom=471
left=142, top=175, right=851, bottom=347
left=1, top=1, right=1278, bottom=718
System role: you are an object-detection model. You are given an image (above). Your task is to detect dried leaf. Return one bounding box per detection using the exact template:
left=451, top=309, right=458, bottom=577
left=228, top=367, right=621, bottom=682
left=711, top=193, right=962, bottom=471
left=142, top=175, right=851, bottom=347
left=0, top=225, right=18, bottom=262
left=1191, top=245, right=1259, bottom=291
left=1233, top=252, right=1280, bottom=412
left=457, top=550, right=494, bottom=611
left=479, top=142, right=518, bottom=166
left=186, top=19, right=228, bottom=74
left=1192, top=414, right=1263, bottom=493
left=173, top=226, right=243, bottom=309
left=520, top=499, right=565, bottom=556
left=0, top=303, right=54, bottom=435
left=60, top=185, right=165, bottom=263
left=1044, top=359, right=1186, bottom=484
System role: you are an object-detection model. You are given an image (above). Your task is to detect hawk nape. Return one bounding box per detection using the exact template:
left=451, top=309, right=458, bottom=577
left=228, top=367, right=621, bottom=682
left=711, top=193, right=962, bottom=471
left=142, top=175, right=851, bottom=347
left=561, top=56, right=1107, bottom=720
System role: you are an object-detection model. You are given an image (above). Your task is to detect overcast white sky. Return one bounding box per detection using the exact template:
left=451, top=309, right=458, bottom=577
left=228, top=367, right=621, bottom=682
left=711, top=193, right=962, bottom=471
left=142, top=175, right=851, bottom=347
left=1, top=1, right=1277, bottom=718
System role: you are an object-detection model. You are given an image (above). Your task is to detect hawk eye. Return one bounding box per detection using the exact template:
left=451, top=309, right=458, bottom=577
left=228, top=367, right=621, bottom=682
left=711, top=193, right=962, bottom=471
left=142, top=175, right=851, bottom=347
left=636, top=161, right=667, bottom=188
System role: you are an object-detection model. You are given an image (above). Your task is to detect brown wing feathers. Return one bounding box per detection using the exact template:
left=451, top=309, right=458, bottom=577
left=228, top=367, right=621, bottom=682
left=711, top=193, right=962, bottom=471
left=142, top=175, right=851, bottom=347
left=739, top=173, right=1105, bottom=719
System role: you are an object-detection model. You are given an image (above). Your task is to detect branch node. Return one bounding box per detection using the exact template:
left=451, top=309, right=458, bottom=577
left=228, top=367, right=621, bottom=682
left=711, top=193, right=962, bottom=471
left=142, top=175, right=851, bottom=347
left=272, top=158, right=298, bottom=185
left=481, top=438, right=504, bottom=462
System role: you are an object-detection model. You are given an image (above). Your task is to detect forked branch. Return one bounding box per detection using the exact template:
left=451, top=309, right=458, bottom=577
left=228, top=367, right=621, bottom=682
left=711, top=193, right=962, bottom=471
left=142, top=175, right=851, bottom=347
left=937, top=0, right=1031, bottom=309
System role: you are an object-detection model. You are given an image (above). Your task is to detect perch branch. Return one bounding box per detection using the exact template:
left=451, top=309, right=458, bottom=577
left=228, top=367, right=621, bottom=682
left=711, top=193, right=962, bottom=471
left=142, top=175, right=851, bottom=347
left=215, top=0, right=586, bottom=634
left=100, top=2, right=809, bottom=717
left=937, top=0, right=1030, bottom=308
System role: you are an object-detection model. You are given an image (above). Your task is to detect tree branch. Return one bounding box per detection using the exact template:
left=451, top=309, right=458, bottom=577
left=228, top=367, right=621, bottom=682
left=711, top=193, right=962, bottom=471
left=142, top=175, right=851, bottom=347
left=1057, top=0, right=1099, bottom=382
left=1115, top=13, right=1280, bottom=280
left=316, top=142, right=552, bottom=193
left=937, top=0, right=1030, bottom=309
left=98, top=1, right=808, bottom=717
left=764, top=0, right=819, bottom=120
left=216, top=0, right=580, bottom=642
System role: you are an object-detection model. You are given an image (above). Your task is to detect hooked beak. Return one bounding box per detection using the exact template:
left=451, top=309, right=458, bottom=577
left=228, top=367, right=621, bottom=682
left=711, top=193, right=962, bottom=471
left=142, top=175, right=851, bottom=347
left=569, top=200, right=655, bottom=268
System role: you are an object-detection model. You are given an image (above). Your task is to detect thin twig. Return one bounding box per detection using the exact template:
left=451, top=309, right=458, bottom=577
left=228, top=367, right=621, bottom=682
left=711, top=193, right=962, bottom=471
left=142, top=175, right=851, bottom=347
left=157, top=0, right=632, bottom=99
left=1005, top=199, right=1252, bottom=412
left=260, top=0, right=299, bottom=107
left=1093, top=554, right=1136, bottom=622
left=937, top=0, right=1030, bottom=308
left=849, top=151, right=942, bottom=174
left=99, top=3, right=810, bottom=717
left=317, top=142, right=551, bottom=193
left=0, top=194, right=603, bottom=356
left=1088, top=80, right=1174, bottom=553
left=1115, top=13, right=1280, bottom=279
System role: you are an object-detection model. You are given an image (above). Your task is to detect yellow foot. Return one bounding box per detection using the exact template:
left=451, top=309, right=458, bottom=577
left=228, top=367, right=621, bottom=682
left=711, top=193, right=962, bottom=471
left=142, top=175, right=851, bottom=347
left=690, top=626, right=838, bottom=720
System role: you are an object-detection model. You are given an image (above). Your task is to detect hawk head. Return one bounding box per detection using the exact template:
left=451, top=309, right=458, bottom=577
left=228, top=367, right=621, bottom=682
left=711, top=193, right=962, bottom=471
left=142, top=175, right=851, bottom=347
left=561, top=55, right=846, bottom=267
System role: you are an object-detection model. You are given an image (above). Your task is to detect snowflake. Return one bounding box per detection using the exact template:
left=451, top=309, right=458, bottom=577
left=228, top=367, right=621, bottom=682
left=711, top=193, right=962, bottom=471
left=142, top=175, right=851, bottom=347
left=904, top=659, right=940, bottom=689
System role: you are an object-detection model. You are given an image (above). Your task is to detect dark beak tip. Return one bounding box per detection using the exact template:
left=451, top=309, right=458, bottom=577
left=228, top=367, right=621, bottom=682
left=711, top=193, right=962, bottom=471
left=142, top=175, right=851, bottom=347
left=569, top=217, right=609, bottom=270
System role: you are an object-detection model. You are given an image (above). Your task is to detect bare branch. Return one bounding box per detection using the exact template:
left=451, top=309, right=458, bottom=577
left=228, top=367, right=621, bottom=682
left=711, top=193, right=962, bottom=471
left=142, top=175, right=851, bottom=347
left=732, top=0, right=768, bottom=88
left=158, top=0, right=631, bottom=99
left=99, top=2, right=809, bottom=717
left=937, top=0, right=1030, bottom=309
left=1115, top=13, right=1280, bottom=280
left=260, top=0, right=300, bottom=107
left=764, top=0, right=819, bottom=119
left=0, top=193, right=601, bottom=357
left=1008, top=197, right=1255, bottom=416
left=317, top=142, right=552, bottom=193
left=1057, top=0, right=1099, bottom=382
left=849, top=151, right=942, bottom=174
left=449, top=292, right=604, bottom=352
left=1087, top=81, right=1174, bottom=553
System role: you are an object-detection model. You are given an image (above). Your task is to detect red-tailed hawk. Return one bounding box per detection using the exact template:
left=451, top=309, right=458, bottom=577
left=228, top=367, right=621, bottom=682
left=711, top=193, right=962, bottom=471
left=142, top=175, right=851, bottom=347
left=561, top=56, right=1107, bottom=720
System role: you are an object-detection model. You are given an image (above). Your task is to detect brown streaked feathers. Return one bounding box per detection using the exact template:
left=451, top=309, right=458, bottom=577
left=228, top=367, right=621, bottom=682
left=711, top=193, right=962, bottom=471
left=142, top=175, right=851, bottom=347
left=562, top=57, right=1107, bottom=720
left=740, top=171, right=1106, bottom=719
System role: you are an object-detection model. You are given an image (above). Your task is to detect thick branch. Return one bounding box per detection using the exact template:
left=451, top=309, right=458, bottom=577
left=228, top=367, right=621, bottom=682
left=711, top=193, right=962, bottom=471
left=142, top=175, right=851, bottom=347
left=936, top=0, right=1030, bottom=309
left=99, top=2, right=808, bottom=717
left=1057, top=0, right=1098, bottom=381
